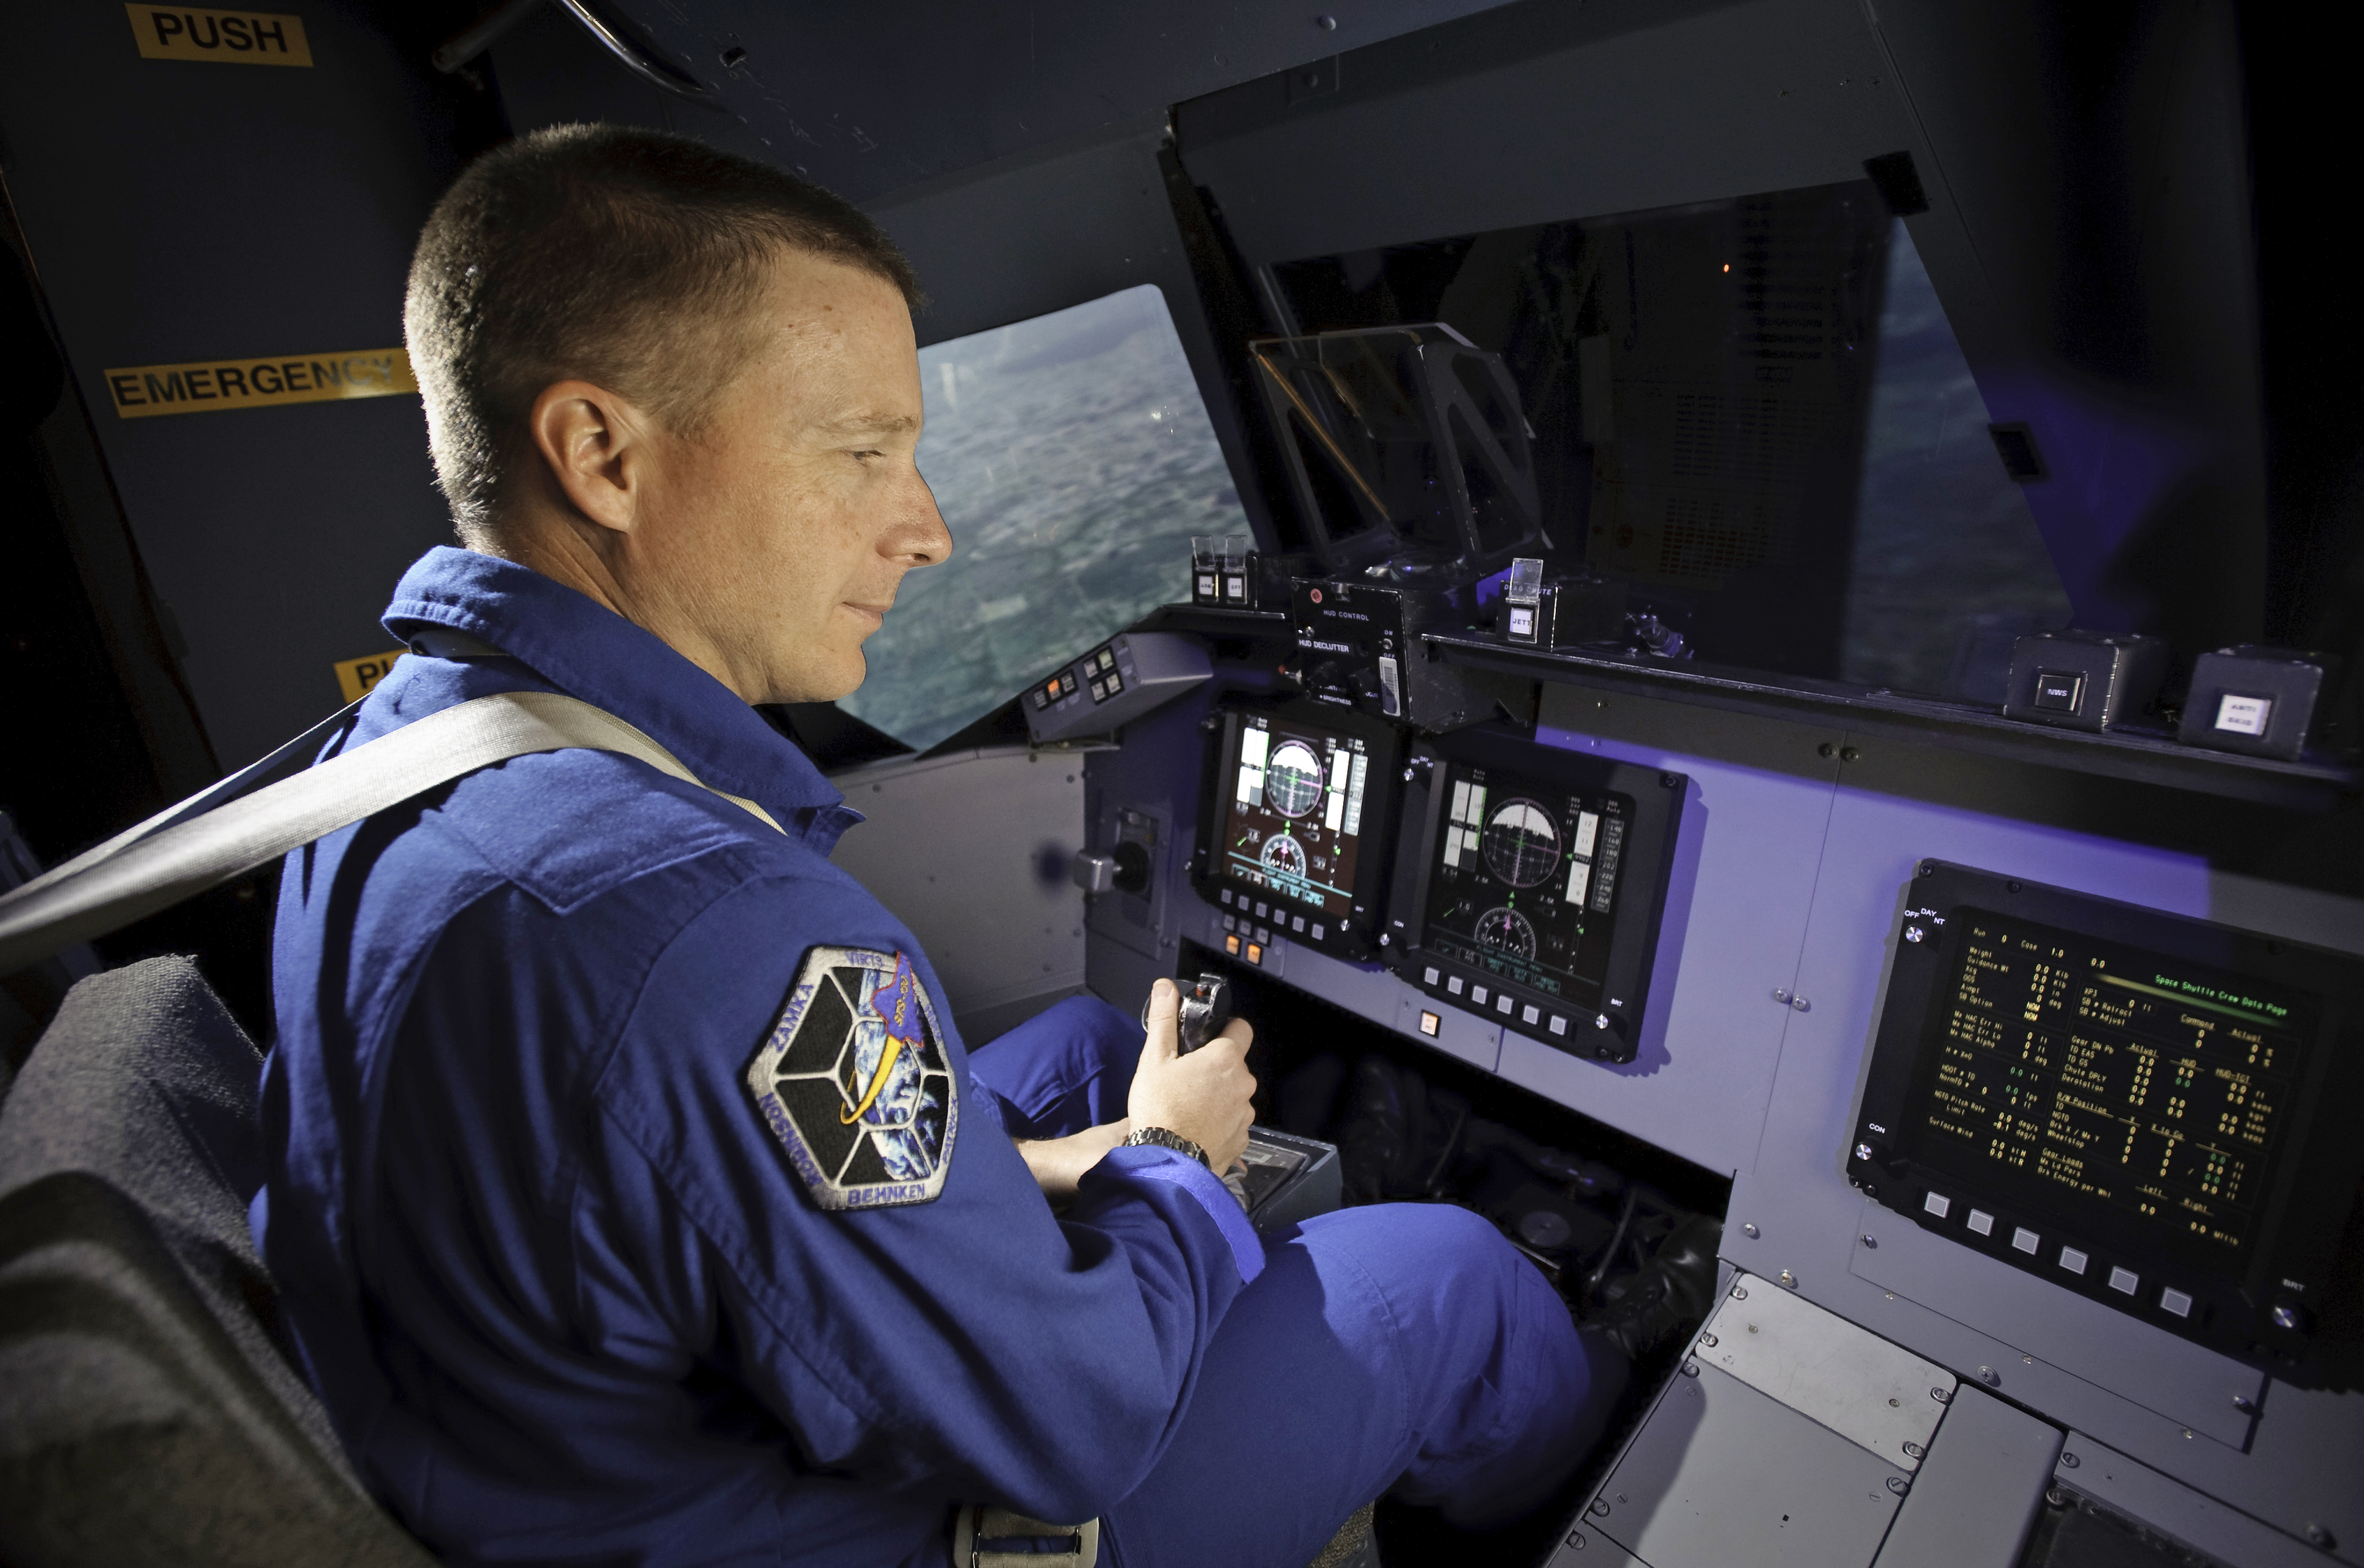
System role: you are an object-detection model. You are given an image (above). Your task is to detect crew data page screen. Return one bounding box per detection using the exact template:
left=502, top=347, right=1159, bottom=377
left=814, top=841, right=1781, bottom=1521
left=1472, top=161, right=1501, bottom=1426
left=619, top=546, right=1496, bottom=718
left=1909, top=910, right=2314, bottom=1272
left=1220, top=715, right=1373, bottom=919
left=1421, top=761, right=1629, bottom=1011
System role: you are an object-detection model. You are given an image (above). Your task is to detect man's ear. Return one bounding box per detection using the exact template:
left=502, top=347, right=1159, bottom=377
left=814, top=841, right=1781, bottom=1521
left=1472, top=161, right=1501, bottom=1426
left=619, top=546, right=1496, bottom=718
left=527, top=379, right=652, bottom=536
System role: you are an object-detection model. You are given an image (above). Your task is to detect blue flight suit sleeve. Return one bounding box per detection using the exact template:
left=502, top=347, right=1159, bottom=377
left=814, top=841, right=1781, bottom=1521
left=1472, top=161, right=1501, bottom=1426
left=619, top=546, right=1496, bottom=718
left=544, top=866, right=1259, bottom=1526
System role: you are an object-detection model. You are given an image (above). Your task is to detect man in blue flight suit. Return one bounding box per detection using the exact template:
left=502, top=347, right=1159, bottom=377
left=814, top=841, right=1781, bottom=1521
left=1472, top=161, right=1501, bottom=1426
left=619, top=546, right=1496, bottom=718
left=261, top=124, right=1635, bottom=1568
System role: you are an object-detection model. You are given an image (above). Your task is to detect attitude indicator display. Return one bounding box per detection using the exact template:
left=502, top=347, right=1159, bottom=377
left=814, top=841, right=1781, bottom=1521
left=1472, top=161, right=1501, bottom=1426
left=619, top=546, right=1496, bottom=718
left=1196, top=699, right=1406, bottom=962
left=1223, top=717, right=1370, bottom=917
left=1423, top=767, right=1628, bottom=1010
left=1388, top=727, right=1685, bottom=1064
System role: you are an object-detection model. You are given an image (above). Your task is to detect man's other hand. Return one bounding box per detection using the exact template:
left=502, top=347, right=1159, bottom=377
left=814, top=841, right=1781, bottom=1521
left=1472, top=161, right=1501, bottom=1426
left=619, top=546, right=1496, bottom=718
left=1127, top=978, right=1256, bottom=1173
left=1013, top=1121, right=1130, bottom=1203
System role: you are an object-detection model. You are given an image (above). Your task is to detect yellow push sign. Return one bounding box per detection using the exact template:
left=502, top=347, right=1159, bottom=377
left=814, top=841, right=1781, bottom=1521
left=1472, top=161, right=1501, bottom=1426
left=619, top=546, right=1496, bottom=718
left=333, top=650, right=405, bottom=703
left=104, top=347, right=415, bottom=419
left=127, top=5, right=312, bottom=65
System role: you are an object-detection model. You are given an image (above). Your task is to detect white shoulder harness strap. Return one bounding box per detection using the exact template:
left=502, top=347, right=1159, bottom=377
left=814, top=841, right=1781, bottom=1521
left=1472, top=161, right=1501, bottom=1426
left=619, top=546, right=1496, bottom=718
left=0, top=690, right=784, bottom=977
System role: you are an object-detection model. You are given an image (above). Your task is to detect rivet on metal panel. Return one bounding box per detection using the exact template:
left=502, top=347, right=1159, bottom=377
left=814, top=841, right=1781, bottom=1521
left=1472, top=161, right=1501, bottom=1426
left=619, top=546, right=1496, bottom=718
left=1978, top=1366, right=2001, bottom=1387
left=1589, top=1498, right=1611, bottom=1518
left=2059, top=1452, right=2079, bottom=1468
left=1681, top=1360, right=1700, bottom=1377
left=1742, top=1222, right=1760, bottom=1239
left=1700, top=1332, right=1719, bottom=1348
left=1789, top=994, right=1812, bottom=1012
left=1777, top=1270, right=1798, bottom=1288
left=1731, top=1284, right=1749, bottom=1300
left=2233, top=1393, right=2257, bottom=1413
left=1861, top=1233, right=1879, bottom=1249
left=1771, top=988, right=1791, bottom=1003
left=1818, top=742, right=1837, bottom=759
left=2182, top=1430, right=2195, bottom=1440
left=2304, top=1524, right=2337, bottom=1549
left=1885, top=1475, right=1909, bottom=1495
left=2046, top=1488, right=2069, bottom=1507
left=1564, top=1529, right=1589, bottom=1551
left=1841, top=746, right=1861, bottom=762
left=1931, top=1386, right=1952, bottom=1404
left=1903, top=1441, right=1925, bottom=1459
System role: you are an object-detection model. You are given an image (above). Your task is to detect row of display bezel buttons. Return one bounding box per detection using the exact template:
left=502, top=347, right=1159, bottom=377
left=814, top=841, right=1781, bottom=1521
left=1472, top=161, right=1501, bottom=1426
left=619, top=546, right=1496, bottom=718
left=1919, top=1188, right=2196, bottom=1320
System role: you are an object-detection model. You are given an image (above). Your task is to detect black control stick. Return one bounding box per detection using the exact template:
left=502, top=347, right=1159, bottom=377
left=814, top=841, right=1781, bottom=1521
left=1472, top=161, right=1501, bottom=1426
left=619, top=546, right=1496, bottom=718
left=1142, top=973, right=1235, bottom=1053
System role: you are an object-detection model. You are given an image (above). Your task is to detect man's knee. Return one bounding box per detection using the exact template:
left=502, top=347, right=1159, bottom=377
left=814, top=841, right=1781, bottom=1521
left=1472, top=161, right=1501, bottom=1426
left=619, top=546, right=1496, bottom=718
left=1300, top=1201, right=1537, bottom=1298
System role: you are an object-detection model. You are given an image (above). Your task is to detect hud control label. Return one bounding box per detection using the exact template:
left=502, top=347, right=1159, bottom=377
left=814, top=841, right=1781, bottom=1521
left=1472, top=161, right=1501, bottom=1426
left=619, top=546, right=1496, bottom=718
left=104, top=348, right=415, bottom=419
left=127, top=6, right=313, bottom=65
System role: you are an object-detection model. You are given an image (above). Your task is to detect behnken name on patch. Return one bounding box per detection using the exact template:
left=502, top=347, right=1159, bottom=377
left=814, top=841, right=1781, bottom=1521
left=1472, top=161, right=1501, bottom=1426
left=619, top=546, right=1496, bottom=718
left=126, top=6, right=313, bottom=66
left=104, top=348, right=415, bottom=419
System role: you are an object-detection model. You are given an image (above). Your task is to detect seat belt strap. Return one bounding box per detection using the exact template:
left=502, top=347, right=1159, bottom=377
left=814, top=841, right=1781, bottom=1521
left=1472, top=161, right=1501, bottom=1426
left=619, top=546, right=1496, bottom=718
left=0, top=689, right=783, bottom=977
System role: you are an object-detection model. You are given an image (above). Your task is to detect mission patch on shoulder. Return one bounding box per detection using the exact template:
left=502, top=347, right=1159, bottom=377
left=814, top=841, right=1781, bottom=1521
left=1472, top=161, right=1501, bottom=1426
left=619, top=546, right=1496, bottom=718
left=747, top=947, right=959, bottom=1210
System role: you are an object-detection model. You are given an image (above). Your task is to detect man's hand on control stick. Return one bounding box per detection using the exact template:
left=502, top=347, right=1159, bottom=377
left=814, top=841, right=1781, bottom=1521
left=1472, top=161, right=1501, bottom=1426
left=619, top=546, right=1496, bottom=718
left=1127, top=977, right=1257, bottom=1172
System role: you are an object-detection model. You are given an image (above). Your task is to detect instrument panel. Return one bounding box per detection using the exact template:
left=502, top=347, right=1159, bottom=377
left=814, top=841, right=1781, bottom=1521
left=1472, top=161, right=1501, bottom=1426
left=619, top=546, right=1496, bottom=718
left=1387, top=727, right=1685, bottom=1063
left=1193, top=698, right=1405, bottom=961
left=1850, top=862, right=2364, bottom=1387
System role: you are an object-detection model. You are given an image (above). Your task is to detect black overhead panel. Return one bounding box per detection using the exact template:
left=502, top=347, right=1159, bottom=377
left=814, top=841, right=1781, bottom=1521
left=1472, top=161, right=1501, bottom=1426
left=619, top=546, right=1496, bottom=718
left=484, top=0, right=1520, bottom=207
left=1171, top=0, right=2270, bottom=673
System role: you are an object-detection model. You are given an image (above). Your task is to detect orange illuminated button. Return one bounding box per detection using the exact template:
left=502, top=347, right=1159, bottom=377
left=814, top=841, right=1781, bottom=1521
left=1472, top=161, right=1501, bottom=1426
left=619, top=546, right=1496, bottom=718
left=1224, top=933, right=1241, bottom=957
left=1419, top=1011, right=1442, bottom=1038
left=1244, top=943, right=1264, bottom=966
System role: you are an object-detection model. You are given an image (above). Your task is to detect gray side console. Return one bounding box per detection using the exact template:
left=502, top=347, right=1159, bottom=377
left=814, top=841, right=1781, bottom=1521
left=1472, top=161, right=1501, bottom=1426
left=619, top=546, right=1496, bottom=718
left=1551, top=1273, right=2065, bottom=1568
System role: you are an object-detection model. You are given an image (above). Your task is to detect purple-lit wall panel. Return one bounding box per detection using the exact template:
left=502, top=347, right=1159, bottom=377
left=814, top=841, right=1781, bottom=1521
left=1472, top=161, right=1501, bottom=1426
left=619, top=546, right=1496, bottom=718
left=1511, top=707, right=1843, bottom=1177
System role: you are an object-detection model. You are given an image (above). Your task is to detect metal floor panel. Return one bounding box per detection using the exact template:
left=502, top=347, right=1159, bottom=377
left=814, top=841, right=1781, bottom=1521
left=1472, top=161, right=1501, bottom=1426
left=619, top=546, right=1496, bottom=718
left=1874, top=1384, right=2063, bottom=1568
left=1588, top=1362, right=1908, bottom=1568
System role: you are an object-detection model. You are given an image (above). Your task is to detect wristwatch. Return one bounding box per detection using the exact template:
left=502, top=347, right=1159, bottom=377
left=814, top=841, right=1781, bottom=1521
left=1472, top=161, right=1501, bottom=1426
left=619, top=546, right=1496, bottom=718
left=1123, top=1125, right=1211, bottom=1169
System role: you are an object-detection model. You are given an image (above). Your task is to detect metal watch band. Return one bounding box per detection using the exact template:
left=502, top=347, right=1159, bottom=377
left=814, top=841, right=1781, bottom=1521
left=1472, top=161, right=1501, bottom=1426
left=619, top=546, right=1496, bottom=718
left=1123, top=1125, right=1210, bottom=1168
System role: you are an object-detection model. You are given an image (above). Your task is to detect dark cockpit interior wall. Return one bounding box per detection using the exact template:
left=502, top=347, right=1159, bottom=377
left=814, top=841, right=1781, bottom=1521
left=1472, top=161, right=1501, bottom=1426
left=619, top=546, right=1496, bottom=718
left=8, top=2, right=2364, bottom=1565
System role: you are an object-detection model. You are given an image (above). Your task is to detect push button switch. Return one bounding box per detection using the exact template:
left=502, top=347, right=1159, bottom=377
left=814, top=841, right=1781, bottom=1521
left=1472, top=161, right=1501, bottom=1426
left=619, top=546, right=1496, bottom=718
left=2032, top=669, right=2085, bottom=712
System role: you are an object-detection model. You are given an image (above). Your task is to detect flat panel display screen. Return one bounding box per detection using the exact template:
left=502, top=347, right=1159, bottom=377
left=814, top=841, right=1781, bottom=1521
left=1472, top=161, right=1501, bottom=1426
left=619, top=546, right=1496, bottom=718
left=1911, top=911, right=2310, bottom=1272
left=1850, top=863, right=2364, bottom=1387
left=1194, top=698, right=1403, bottom=961
left=1420, top=762, right=1633, bottom=1015
left=1221, top=714, right=1373, bottom=920
left=1390, top=726, right=1684, bottom=1064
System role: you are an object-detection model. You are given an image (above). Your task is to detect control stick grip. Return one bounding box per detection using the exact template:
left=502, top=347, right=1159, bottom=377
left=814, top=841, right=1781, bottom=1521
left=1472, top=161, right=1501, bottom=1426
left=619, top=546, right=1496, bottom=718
left=1142, top=972, right=1235, bottom=1054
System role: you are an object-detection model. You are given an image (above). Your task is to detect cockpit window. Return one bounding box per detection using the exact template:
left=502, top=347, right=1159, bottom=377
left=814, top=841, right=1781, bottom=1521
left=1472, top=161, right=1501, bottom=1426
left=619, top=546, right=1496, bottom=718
left=839, top=284, right=1251, bottom=751
left=1271, top=187, right=2069, bottom=699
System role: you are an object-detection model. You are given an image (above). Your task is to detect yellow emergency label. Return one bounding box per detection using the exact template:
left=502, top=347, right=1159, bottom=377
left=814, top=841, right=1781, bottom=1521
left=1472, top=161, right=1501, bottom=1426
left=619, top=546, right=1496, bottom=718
left=103, top=347, right=414, bottom=419
left=127, top=5, right=313, bottom=65
left=333, top=650, right=405, bottom=703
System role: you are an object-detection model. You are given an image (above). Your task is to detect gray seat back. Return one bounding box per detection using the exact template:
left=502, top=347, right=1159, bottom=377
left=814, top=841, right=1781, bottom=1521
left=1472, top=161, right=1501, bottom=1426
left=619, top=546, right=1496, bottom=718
left=0, top=955, right=435, bottom=1567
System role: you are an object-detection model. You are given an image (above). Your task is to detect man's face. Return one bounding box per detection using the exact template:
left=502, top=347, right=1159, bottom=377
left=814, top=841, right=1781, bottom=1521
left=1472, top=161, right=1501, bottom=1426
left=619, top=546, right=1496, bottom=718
left=637, top=250, right=950, bottom=705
